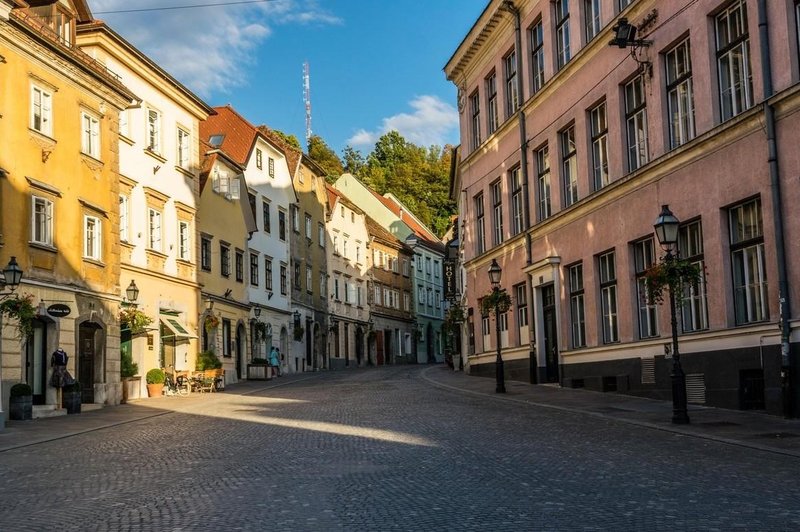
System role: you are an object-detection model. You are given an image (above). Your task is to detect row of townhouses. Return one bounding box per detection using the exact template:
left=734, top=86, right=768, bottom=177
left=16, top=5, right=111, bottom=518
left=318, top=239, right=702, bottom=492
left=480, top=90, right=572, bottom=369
left=0, top=0, right=445, bottom=429
left=445, top=0, right=800, bottom=416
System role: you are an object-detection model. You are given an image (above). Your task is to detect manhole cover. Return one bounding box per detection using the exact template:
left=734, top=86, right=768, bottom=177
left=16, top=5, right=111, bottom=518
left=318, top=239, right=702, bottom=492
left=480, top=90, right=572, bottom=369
left=753, top=432, right=800, bottom=439
left=698, top=421, right=740, bottom=427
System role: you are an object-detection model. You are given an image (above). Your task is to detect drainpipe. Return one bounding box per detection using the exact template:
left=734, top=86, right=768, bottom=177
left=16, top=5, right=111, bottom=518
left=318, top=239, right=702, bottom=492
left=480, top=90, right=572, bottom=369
left=757, top=0, right=793, bottom=416
left=502, top=1, right=532, bottom=265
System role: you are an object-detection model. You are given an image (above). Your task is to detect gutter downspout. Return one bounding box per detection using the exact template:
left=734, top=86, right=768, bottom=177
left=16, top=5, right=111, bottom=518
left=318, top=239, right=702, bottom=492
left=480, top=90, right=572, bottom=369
left=757, top=0, right=793, bottom=417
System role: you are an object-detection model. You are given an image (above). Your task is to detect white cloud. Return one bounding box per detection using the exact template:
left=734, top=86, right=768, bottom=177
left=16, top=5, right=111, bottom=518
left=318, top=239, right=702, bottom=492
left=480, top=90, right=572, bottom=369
left=90, top=0, right=341, bottom=97
left=347, top=95, right=459, bottom=148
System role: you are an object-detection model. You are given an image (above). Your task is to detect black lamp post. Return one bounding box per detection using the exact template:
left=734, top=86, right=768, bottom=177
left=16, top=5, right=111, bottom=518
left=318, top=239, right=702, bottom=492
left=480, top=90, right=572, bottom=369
left=488, top=258, right=506, bottom=393
left=0, top=256, right=23, bottom=293
left=654, top=205, right=690, bottom=424
left=125, top=280, right=139, bottom=306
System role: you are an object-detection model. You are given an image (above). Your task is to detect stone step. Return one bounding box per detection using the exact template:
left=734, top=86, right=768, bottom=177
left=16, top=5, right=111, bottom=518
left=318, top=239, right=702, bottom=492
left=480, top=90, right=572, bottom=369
left=81, top=403, right=104, bottom=412
left=32, top=405, right=66, bottom=419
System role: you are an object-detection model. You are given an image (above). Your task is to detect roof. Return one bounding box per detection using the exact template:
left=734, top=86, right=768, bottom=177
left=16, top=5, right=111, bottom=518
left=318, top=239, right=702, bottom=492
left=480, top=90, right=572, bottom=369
left=257, top=125, right=300, bottom=175
left=201, top=105, right=259, bottom=166
left=325, top=183, right=362, bottom=219
left=368, top=189, right=439, bottom=244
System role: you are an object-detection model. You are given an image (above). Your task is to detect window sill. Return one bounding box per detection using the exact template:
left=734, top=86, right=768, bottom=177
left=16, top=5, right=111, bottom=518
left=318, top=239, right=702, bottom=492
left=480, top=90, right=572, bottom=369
left=80, top=153, right=104, bottom=170
left=120, top=240, right=134, bottom=249
left=120, top=134, right=135, bottom=146
left=145, top=248, right=168, bottom=259
left=176, top=258, right=193, bottom=266
left=83, top=257, right=105, bottom=267
left=29, top=241, right=57, bottom=253
left=144, top=148, right=167, bottom=164
left=175, top=166, right=195, bottom=179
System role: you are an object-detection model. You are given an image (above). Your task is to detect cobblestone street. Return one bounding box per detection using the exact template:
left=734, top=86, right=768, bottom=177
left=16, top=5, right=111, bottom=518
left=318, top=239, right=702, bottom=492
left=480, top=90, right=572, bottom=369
left=3, top=366, right=800, bottom=531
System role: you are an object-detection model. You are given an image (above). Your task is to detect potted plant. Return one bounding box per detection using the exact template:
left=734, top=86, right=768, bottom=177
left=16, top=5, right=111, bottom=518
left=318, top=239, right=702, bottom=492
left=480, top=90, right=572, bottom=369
left=9, top=383, right=32, bottom=421
left=118, top=307, right=153, bottom=335
left=145, top=368, right=165, bottom=397
left=0, top=293, right=36, bottom=338
left=62, top=381, right=82, bottom=414
left=204, top=314, right=220, bottom=332
left=247, top=357, right=270, bottom=380
left=120, top=348, right=139, bottom=404
left=195, top=350, right=222, bottom=371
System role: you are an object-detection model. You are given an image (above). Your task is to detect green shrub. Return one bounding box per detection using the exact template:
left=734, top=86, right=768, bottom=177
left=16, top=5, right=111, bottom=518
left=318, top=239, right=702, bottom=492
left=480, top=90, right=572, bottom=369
left=10, top=383, right=32, bottom=397
left=146, top=368, right=165, bottom=384
left=196, top=350, right=222, bottom=371
left=250, top=357, right=268, bottom=365
left=121, top=349, right=139, bottom=379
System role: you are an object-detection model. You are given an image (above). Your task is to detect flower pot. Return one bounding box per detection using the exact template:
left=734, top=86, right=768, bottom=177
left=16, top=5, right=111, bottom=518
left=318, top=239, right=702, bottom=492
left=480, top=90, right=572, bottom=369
left=146, top=383, right=164, bottom=397
left=9, top=394, right=32, bottom=421
left=62, top=390, right=81, bottom=414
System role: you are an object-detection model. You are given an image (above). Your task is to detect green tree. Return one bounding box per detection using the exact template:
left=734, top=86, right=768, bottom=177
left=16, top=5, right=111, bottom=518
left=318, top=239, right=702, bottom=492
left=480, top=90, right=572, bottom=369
left=270, top=129, right=302, bottom=150
left=343, top=145, right=365, bottom=176
left=308, top=134, right=344, bottom=180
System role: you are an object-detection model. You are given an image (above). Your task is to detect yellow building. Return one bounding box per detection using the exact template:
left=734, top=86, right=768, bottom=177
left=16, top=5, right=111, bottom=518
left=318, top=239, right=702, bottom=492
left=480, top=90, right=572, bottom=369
left=0, top=0, right=137, bottom=424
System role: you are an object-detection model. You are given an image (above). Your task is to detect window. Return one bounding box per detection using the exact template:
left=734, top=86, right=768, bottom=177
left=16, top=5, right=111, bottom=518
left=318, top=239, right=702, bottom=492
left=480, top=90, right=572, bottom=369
left=147, top=108, right=161, bottom=153
left=625, top=75, right=649, bottom=172
left=318, top=223, right=325, bottom=247
left=425, top=257, right=432, bottom=275
left=356, top=245, right=362, bottom=264
left=536, top=146, right=551, bottom=221
left=81, top=111, right=100, bottom=158
left=343, top=239, right=349, bottom=259
left=598, top=251, right=618, bottom=343
left=482, top=314, right=491, bottom=350
left=31, top=85, right=52, bottom=136
left=262, top=201, right=271, bottom=233
left=119, top=195, right=129, bottom=243
left=529, top=20, right=545, bottom=95
left=618, top=0, right=633, bottom=11
left=220, top=244, right=230, bottom=277
left=474, top=193, right=486, bottom=254
left=236, top=250, right=244, bottom=282
left=590, top=101, right=609, bottom=191
left=434, top=260, right=440, bottom=278
left=504, top=50, right=519, bottom=119
left=268, top=157, right=275, bottom=177
left=491, top=180, right=503, bottom=246
left=560, top=125, right=578, bottom=207
left=177, top=128, right=190, bottom=169
left=201, top=237, right=211, bottom=271
left=486, top=72, right=499, bottom=135
left=402, top=259, right=410, bottom=277
left=568, top=263, right=586, bottom=348
left=730, top=198, right=767, bottom=324
left=470, top=90, right=482, bottom=151
left=418, top=286, right=425, bottom=307
left=515, top=283, right=529, bottom=345
left=665, top=39, right=696, bottom=149
left=148, top=208, right=162, bottom=252
left=634, top=238, right=659, bottom=339
left=264, top=257, right=273, bottom=290
left=256, top=148, right=263, bottom=170
left=340, top=206, right=345, bottom=218
left=333, top=235, right=339, bottom=255
left=32, top=196, right=53, bottom=245
left=280, top=263, right=287, bottom=295
left=291, top=205, right=300, bottom=233
left=305, top=214, right=312, bottom=239
left=320, top=273, right=327, bottom=298
left=248, top=253, right=259, bottom=286
left=555, top=0, right=571, bottom=70
left=222, top=319, right=232, bottom=358
left=680, top=220, right=708, bottom=332
left=83, top=215, right=101, bottom=260
left=293, top=261, right=301, bottom=289
left=435, top=290, right=441, bottom=309
left=716, top=0, right=752, bottom=121
left=178, top=221, right=191, bottom=261
left=119, top=110, right=129, bottom=138
left=278, top=210, right=286, bottom=241
left=427, top=288, right=433, bottom=308
left=509, top=166, right=524, bottom=235
left=584, top=0, right=601, bottom=42
left=347, top=282, right=357, bottom=305
left=374, top=285, right=382, bottom=306
left=306, top=265, right=313, bottom=294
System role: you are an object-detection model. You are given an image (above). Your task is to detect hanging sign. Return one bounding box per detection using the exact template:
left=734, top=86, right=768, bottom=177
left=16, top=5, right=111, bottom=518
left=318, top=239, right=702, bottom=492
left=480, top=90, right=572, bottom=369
left=47, top=304, right=71, bottom=317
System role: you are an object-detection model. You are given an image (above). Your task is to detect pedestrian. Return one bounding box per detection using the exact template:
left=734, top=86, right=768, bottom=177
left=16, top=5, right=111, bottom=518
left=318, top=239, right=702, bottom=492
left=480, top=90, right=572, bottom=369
left=268, top=346, right=281, bottom=378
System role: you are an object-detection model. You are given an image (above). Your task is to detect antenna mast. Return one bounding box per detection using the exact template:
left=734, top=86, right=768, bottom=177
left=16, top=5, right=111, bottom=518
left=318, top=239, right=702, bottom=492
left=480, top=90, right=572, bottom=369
left=303, top=61, right=312, bottom=149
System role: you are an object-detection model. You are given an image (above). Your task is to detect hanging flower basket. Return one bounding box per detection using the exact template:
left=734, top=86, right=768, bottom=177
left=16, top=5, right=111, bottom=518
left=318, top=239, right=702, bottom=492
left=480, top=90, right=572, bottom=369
left=480, top=289, right=512, bottom=316
left=118, top=307, right=153, bottom=335
left=643, top=256, right=704, bottom=306
left=204, top=314, right=220, bottom=332
left=294, top=325, right=305, bottom=341
left=0, top=293, right=36, bottom=338
left=253, top=321, right=268, bottom=342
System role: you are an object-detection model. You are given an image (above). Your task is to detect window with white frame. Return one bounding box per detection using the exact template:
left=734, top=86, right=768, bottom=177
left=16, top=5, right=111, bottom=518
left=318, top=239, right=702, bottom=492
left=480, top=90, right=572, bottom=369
left=584, top=0, right=601, bottom=42
left=515, top=283, right=529, bottom=345
left=486, top=71, right=499, bottom=135
left=293, top=261, right=302, bottom=289
left=268, top=157, right=275, bottom=177
left=31, top=85, right=53, bottom=136
left=177, top=128, right=190, bottom=169
left=319, top=272, right=326, bottom=298
left=374, top=284, right=382, bottom=306
left=31, top=196, right=53, bottom=245
left=482, top=313, right=491, bottom=351
left=625, top=75, right=649, bottom=172
left=475, top=193, right=486, bottom=254
left=568, top=262, right=586, bottom=348
left=634, top=238, right=659, bottom=339
left=434, top=260, right=440, bottom=278
left=147, top=108, right=161, bottom=153
left=499, top=311, right=509, bottom=348
left=280, top=263, right=287, bottom=295
left=510, top=166, right=524, bottom=236
left=318, top=222, right=325, bottom=247
left=716, top=0, right=752, bottom=121
left=306, top=265, right=313, bottom=294
left=250, top=253, right=259, bottom=286
left=730, top=198, right=767, bottom=324
left=265, top=257, right=273, bottom=290
left=425, top=256, right=432, bottom=275
left=236, top=251, right=244, bottom=282
left=427, top=288, right=433, bottom=308
left=590, top=101, right=609, bottom=191
left=618, top=0, right=633, bottom=11
left=83, top=215, right=101, bottom=260
left=278, top=209, right=286, bottom=241
left=561, top=125, right=578, bottom=207
left=402, top=259, right=410, bottom=276
left=404, top=292, right=410, bottom=311
left=256, top=148, right=263, bottom=170
left=148, top=208, right=162, bottom=251
left=119, top=194, right=129, bottom=243
left=470, top=90, right=481, bottom=151
left=555, top=0, right=571, bottom=70
left=119, top=110, right=129, bottom=138
left=536, top=145, right=551, bottom=221
left=504, top=50, right=519, bottom=119
left=305, top=214, right=312, bottom=239
left=491, top=180, right=504, bottom=246
left=598, top=250, right=618, bottom=343
left=530, top=20, right=545, bottom=95
left=291, top=205, right=300, bottom=233
left=418, top=286, right=425, bottom=307
left=665, top=39, right=696, bottom=149
left=334, top=277, right=341, bottom=301
left=81, top=111, right=100, bottom=158
left=679, top=219, right=708, bottom=332
left=178, top=221, right=191, bottom=261
left=263, top=201, right=271, bottom=233
left=435, top=291, right=441, bottom=309
left=357, top=284, right=363, bottom=306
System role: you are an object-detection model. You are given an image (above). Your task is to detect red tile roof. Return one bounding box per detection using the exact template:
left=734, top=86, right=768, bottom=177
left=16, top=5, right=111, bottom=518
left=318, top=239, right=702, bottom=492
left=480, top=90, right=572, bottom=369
left=201, top=105, right=258, bottom=166
left=368, top=189, right=438, bottom=243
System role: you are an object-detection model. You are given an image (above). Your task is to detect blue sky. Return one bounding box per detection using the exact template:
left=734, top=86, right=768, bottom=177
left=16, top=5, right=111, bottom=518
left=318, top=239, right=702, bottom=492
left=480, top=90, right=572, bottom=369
left=91, top=0, right=487, bottom=155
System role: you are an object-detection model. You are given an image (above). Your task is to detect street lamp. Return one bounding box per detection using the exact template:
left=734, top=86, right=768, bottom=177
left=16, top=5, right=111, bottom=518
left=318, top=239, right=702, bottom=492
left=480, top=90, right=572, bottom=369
left=254, top=304, right=262, bottom=319
left=0, top=256, right=23, bottom=292
left=653, top=205, right=690, bottom=424
left=124, top=280, right=139, bottom=306
left=488, top=258, right=506, bottom=393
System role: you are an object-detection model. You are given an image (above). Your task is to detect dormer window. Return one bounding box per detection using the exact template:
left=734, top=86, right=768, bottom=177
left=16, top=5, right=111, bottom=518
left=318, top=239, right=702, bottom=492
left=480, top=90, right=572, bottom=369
left=208, top=134, right=225, bottom=148
left=29, top=3, right=75, bottom=47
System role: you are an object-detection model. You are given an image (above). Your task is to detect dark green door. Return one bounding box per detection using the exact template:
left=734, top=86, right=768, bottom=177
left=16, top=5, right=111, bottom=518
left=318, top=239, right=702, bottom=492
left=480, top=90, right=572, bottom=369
left=542, top=284, right=559, bottom=383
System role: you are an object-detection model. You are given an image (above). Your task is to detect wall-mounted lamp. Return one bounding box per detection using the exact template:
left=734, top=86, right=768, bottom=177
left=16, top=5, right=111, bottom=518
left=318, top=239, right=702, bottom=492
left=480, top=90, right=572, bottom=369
left=254, top=304, right=262, bottom=319
left=204, top=298, right=214, bottom=312
left=124, top=279, right=139, bottom=305
left=608, top=18, right=652, bottom=48
left=0, top=256, right=23, bottom=293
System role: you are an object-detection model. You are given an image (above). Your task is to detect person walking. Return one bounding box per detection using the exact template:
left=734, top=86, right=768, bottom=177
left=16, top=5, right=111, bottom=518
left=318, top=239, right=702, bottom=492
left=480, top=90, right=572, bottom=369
left=268, top=346, right=281, bottom=378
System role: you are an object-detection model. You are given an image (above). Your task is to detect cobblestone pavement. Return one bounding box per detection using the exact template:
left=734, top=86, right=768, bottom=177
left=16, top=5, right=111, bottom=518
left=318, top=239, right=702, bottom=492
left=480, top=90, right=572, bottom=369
left=2, top=366, right=800, bottom=531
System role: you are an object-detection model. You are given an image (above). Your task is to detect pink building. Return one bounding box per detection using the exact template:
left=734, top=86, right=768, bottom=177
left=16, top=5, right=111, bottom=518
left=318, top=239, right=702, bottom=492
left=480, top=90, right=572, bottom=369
left=445, top=0, right=800, bottom=415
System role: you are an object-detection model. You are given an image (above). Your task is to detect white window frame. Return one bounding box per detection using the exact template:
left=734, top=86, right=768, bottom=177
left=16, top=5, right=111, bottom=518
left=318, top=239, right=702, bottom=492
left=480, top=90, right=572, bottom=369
left=529, top=20, right=545, bottom=95
left=148, top=208, right=162, bottom=252
left=536, top=146, right=551, bottom=221
left=634, top=238, right=659, bottom=339
left=475, top=193, right=486, bottom=254
left=81, top=111, right=100, bottom=159
left=584, top=0, right=601, bottom=42
left=147, top=108, right=161, bottom=154
left=177, top=127, right=190, bottom=169
left=716, top=0, right=753, bottom=122
left=509, top=166, right=524, bottom=235
left=31, top=195, right=53, bottom=246
left=31, top=85, right=53, bottom=136
left=470, top=90, right=482, bottom=151
left=555, top=0, right=571, bottom=70
left=504, top=50, right=519, bottom=119
left=119, top=194, right=129, bottom=243
left=83, top=215, right=102, bottom=260
left=599, top=251, right=618, bottom=344
left=568, top=263, right=586, bottom=348
left=178, top=220, right=191, bottom=261
left=730, top=199, right=768, bottom=324
left=680, top=220, right=708, bottom=332
left=625, top=75, right=649, bottom=172
left=665, top=39, right=696, bottom=149
left=491, top=180, right=503, bottom=247
left=590, top=101, right=609, bottom=191
left=561, top=126, right=578, bottom=207
left=486, top=72, right=499, bottom=135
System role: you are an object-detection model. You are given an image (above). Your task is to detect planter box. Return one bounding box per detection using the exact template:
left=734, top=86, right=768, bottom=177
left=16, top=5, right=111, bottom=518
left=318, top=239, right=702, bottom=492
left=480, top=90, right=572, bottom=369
left=122, top=377, right=142, bottom=403
left=62, top=391, right=81, bottom=414
left=247, top=364, right=271, bottom=381
left=9, top=395, right=32, bottom=421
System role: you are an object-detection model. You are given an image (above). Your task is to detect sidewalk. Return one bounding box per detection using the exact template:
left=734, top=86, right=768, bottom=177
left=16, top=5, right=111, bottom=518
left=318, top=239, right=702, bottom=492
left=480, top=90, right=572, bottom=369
left=422, top=365, right=800, bottom=458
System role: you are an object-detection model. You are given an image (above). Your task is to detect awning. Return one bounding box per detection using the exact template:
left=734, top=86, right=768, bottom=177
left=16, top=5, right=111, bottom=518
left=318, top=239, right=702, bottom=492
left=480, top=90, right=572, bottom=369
left=160, top=316, right=197, bottom=340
